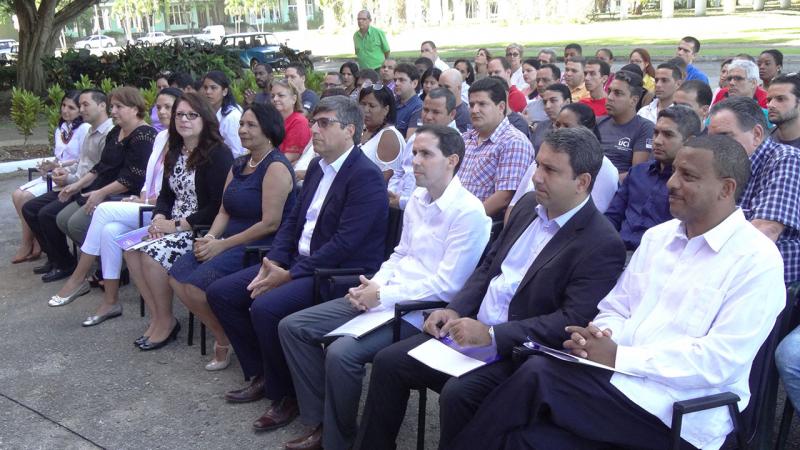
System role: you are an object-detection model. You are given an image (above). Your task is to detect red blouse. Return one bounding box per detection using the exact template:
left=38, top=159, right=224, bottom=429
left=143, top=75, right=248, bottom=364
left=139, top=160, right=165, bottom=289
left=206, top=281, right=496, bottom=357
left=280, top=112, right=311, bottom=155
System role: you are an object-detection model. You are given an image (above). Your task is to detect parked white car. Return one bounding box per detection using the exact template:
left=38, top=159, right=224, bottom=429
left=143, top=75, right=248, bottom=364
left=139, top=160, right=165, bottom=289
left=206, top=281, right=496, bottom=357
left=136, top=32, right=170, bottom=46
left=195, top=25, right=226, bottom=45
left=74, top=35, right=116, bottom=49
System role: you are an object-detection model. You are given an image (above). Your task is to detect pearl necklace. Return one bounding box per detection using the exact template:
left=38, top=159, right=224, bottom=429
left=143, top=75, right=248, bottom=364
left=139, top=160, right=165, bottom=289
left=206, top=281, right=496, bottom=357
left=248, top=149, right=272, bottom=168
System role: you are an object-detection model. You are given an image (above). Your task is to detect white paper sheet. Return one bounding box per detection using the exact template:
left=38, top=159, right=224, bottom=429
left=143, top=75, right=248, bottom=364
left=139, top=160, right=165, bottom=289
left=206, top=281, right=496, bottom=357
left=523, top=341, right=642, bottom=377
left=407, top=338, right=492, bottom=378
left=325, top=309, right=395, bottom=339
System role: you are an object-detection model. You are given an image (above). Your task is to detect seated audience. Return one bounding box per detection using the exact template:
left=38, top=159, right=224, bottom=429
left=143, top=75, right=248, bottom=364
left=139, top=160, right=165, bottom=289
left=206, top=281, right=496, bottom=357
left=48, top=88, right=181, bottom=317
left=459, top=77, right=534, bottom=218
left=271, top=79, right=312, bottom=164
left=509, top=102, right=619, bottom=222
left=453, top=58, right=475, bottom=103
left=124, top=92, right=233, bottom=350
left=49, top=87, right=156, bottom=284
left=759, top=49, right=783, bottom=89
left=437, top=69, right=472, bottom=133
left=285, top=63, right=319, bottom=114
left=525, top=63, right=560, bottom=124
left=579, top=57, right=610, bottom=117
left=22, top=89, right=113, bottom=283
left=473, top=48, right=492, bottom=81
left=12, top=90, right=90, bottom=264
left=149, top=73, right=170, bottom=131
left=597, top=69, right=655, bottom=179
left=595, top=47, right=616, bottom=91
left=520, top=58, right=540, bottom=98
left=536, top=48, right=556, bottom=65
left=390, top=88, right=460, bottom=210
left=202, top=70, right=245, bottom=157
left=673, top=79, right=713, bottom=131
left=605, top=105, right=701, bottom=250
left=768, top=73, right=800, bottom=148
left=358, top=85, right=405, bottom=181
left=354, top=127, right=626, bottom=449
left=279, top=125, right=491, bottom=450
left=339, top=61, right=360, bottom=98
left=628, top=48, right=656, bottom=92
left=421, top=40, right=449, bottom=70
left=244, top=63, right=273, bottom=106
left=168, top=72, right=195, bottom=93
left=323, top=72, right=345, bottom=91
left=637, top=61, right=683, bottom=123
left=419, top=66, right=442, bottom=101
left=378, top=58, right=397, bottom=92
left=709, top=96, right=800, bottom=284
left=206, top=96, right=388, bottom=433
left=487, top=57, right=527, bottom=113
left=506, top=43, right=527, bottom=90
left=676, top=35, right=709, bottom=84
left=414, top=56, right=434, bottom=76
left=169, top=103, right=296, bottom=370
left=393, top=63, right=423, bottom=138
left=712, top=59, right=768, bottom=108
left=564, top=57, right=590, bottom=102
left=450, top=134, right=784, bottom=450
left=531, top=84, right=571, bottom=151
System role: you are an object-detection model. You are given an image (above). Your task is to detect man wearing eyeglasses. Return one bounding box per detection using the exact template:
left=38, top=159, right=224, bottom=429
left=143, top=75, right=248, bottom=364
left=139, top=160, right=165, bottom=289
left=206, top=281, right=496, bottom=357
left=506, top=43, right=527, bottom=91
left=353, top=10, right=390, bottom=71
left=207, top=95, right=389, bottom=437
left=712, top=59, right=770, bottom=112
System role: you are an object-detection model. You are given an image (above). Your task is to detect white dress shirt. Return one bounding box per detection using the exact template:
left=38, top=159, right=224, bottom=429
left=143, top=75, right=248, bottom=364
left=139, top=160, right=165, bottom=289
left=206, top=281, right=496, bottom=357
left=510, top=67, right=529, bottom=91
left=477, top=196, right=589, bottom=325
left=388, top=120, right=459, bottom=210
left=371, top=176, right=491, bottom=327
left=298, top=147, right=353, bottom=256
left=525, top=97, right=548, bottom=123
left=593, top=209, right=785, bottom=449
left=636, top=97, right=671, bottom=124
left=217, top=106, right=245, bottom=157
left=433, top=57, right=450, bottom=71
left=509, top=157, right=619, bottom=213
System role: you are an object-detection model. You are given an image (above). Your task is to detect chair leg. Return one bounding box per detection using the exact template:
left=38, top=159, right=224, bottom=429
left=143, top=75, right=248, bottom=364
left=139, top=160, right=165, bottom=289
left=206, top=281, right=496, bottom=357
left=200, top=323, right=207, bottom=356
left=775, top=400, right=795, bottom=450
left=139, top=296, right=145, bottom=317
left=187, top=313, right=194, bottom=346
left=416, top=388, right=426, bottom=450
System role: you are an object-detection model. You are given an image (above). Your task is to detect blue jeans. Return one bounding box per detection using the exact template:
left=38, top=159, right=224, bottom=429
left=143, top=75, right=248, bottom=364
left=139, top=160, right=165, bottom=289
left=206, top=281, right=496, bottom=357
left=776, top=324, right=800, bottom=410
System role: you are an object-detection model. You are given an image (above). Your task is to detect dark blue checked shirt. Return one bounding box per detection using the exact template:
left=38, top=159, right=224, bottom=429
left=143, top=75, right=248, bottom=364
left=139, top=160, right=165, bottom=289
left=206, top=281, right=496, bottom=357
left=604, top=160, right=672, bottom=250
left=739, top=137, right=800, bottom=284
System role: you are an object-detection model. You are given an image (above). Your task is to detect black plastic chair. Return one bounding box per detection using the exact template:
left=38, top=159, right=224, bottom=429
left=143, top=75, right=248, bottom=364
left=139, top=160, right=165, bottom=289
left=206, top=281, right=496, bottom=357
left=670, top=284, right=800, bottom=450
left=773, top=283, right=800, bottom=450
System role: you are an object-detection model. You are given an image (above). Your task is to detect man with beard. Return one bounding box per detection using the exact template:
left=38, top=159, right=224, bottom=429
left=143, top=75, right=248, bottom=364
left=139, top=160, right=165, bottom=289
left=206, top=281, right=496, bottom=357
left=244, top=63, right=273, bottom=106
left=767, top=73, right=800, bottom=149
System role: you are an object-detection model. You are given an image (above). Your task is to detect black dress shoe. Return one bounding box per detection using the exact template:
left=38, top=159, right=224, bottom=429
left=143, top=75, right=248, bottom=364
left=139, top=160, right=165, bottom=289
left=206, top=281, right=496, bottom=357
left=138, top=321, right=181, bottom=351
left=33, top=261, right=53, bottom=275
left=41, top=267, right=74, bottom=283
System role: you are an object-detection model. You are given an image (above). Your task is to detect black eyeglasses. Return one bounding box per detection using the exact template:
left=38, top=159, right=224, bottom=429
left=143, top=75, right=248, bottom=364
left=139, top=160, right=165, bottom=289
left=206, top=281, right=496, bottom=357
left=310, top=117, right=344, bottom=129
left=175, top=111, right=200, bottom=121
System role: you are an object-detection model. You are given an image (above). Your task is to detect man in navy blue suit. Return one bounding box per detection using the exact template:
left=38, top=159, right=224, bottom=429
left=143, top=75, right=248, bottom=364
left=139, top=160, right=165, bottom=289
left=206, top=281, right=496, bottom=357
left=207, top=95, right=389, bottom=433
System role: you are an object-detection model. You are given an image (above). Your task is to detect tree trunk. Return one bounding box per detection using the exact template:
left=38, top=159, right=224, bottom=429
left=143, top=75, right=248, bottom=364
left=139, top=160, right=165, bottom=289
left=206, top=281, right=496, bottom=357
left=695, top=0, right=706, bottom=16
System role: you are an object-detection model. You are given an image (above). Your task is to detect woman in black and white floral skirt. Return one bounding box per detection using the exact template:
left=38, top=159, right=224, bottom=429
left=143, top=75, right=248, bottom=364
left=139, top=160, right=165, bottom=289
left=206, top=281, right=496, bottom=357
left=125, top=92, right=232, bottom=351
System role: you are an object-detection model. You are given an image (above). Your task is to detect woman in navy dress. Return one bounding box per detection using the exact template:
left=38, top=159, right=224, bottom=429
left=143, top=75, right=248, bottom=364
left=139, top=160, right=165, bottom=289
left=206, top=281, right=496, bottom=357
left=169, top=103, right=296, bottom=371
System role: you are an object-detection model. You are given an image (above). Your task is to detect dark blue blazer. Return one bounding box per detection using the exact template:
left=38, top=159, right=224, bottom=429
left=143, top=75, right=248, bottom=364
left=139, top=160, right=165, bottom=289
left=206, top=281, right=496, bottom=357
left=268, top=146, right=389, bottom=279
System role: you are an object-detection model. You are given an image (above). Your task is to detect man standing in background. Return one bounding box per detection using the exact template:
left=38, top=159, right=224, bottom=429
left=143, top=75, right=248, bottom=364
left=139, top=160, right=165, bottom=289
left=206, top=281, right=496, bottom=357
left=354, top=10, right=390, bottom=70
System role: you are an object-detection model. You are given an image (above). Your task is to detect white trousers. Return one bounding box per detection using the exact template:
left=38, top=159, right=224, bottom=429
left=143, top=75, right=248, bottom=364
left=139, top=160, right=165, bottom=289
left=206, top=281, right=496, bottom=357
left=81, top=201, right=149, bottom=279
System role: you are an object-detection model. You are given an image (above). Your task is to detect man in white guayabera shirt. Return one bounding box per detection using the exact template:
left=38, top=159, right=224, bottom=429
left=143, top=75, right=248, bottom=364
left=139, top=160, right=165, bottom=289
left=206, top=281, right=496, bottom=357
left=278, top=125, right=491, bottom=450
left=449, top=134, right=785, bottom=450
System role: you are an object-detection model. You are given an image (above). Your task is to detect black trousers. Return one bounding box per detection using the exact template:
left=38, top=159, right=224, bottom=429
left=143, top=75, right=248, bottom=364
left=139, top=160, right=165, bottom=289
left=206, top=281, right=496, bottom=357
left=22, top=191, right=76, bottom=269
left=446, top=355, right=699, bottom=450
left=354, top=333, right=515, bottom=450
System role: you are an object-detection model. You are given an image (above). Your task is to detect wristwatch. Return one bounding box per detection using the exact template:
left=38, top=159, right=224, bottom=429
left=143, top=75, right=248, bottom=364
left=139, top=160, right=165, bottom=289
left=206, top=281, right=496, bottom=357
left=174, top=219, right=183, bottom=232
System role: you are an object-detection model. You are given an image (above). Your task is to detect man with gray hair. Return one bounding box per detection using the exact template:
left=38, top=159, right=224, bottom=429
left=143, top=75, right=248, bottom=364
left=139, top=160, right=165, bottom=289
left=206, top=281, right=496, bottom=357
left=709, top=96, right=800, bottom=284
left=353, top=10, right=390, bottom=70
left=438, top=68, right=472, bottom=132
left=207, top=95, right=390, bottom=434
left=537, top=48, right=557, bottom=65
left=713, top=57, right=769, bottom=108
left=506, top=43, right=527, bottom=91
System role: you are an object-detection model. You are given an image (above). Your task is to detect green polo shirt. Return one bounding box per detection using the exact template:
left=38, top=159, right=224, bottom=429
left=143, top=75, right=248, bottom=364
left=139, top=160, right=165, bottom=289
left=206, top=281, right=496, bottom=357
left=353, top=26, right=390, bottom=70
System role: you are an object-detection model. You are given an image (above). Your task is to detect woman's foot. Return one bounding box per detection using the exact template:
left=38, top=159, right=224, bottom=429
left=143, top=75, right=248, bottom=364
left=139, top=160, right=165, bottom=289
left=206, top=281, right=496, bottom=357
left=11, top=244, right=40, bottom=264
left=205, top=342, right=233, bottom=371
left=144, top=318, right=178, bottom=344
left=93, top=301, right=119, bottom=317
left=56, top=277, right=84, bottom=298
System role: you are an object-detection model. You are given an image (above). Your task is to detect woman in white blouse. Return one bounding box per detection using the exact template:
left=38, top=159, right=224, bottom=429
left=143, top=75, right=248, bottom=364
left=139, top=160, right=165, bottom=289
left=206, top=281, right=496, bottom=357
left=201, top=70, right=244, bottom=158
left=12, top=90, right=91, bottom=264
left=48, top=88, right=182, bottom=325
left=358, top=85, right=404, bottom=183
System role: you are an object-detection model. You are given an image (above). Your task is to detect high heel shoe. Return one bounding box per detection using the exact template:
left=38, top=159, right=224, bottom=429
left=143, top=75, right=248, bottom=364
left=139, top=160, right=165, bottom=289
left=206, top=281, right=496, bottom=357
left=205, top=342, right=233, bottom=371
left=81, top=303, right=122, bottom=327
left=138, top=321, right=181, bottom=351
left=48, top=281, right=90, bottom=307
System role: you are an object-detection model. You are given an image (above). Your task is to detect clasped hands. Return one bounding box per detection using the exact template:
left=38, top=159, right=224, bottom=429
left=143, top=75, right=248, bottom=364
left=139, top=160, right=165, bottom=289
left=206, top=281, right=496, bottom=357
left=346, top=276, right=381, bottom=311
left=246, top=257, right=291, bottom=298
left=422, top=309, right=492, bottom=348
left=563, top=322, right=617, bottom=368
left=193, top=235, right=225, bottom=262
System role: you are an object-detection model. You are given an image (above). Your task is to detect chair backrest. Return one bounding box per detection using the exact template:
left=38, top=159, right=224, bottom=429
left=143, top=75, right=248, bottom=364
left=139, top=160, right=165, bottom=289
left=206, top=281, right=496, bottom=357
left=739, top=285, right=799, bottom=447
left=479, top=219, right=505, bottom=264
left=384, top=207, right=404, bottom=260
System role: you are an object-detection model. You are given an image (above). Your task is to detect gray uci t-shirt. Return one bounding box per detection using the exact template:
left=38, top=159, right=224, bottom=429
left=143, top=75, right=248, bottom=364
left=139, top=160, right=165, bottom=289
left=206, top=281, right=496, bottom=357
left=597, top=115, right=654, bottom=173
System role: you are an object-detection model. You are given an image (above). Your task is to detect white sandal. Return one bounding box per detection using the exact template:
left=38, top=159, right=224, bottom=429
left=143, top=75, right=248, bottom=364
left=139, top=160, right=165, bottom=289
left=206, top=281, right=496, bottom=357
left=205, top=342, right=233, bottom=371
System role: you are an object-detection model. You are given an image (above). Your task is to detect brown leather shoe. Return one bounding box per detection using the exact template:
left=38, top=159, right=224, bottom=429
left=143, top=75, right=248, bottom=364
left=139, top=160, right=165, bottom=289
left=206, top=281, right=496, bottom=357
left=252, top=397, right=299, bottom=432
left=224, top=375, right=265, bottom=403
left=285, top=424, right=322, bottom=449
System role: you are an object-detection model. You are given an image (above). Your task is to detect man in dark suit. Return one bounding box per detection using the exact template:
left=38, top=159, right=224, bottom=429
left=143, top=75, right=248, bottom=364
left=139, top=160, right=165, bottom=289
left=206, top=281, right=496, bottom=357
left=206, top=95, right=389, bottom=433
left=354, top=127, right=627, bottom=449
